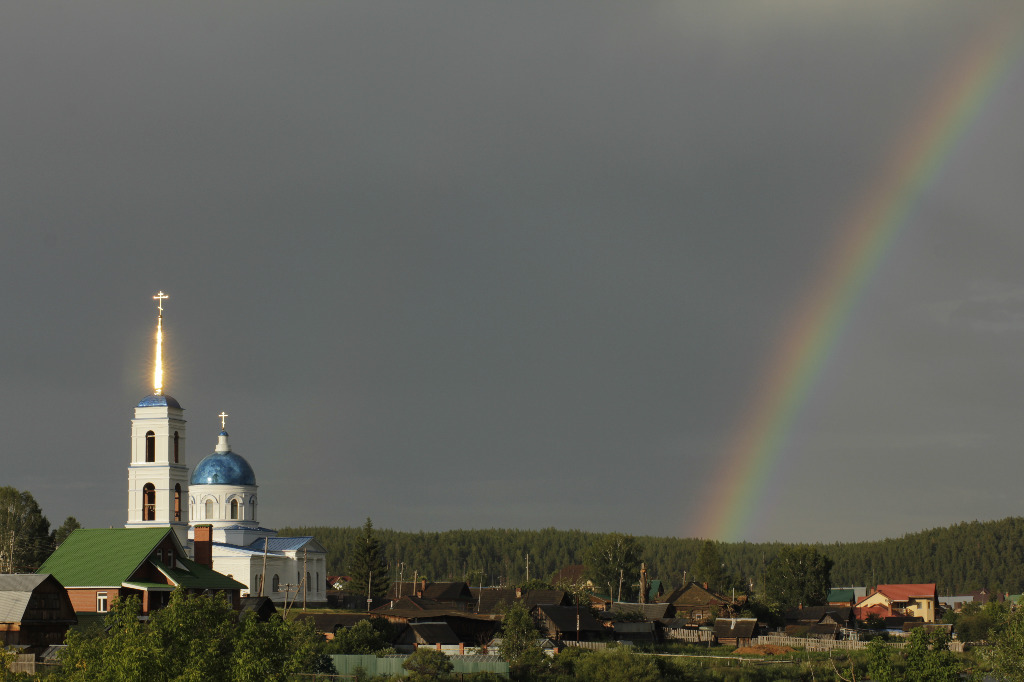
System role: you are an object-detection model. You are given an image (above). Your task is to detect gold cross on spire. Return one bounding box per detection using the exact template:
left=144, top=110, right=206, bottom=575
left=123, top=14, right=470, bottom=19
left=219, top=412, right=229, bottom=429
left=153, top=291, right=169, bottom=315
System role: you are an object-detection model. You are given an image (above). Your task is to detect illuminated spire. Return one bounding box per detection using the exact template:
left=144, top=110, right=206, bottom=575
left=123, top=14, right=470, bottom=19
left=218, top=412, right=229, bottom=430
left=153, top=291, right=169, bottom=395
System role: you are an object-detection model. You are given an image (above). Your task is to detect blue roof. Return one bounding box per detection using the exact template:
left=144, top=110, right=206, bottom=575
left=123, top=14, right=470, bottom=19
left=246, top=537, right=315, bottom=552
left=137, top=394, right=182, bottom=408
left=190, top=451, right=256, bottom=486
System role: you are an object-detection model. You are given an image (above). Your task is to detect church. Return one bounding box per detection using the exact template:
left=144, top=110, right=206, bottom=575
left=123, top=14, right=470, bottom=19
left=124, top=292, right=327, bottom=606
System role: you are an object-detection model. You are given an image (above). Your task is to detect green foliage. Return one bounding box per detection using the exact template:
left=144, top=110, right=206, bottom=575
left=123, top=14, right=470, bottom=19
left=499, top=601, right=546, bottom=675
left=903, top=628, right=962, bottom=682
left=401, top=647, right=453, bottom=681
left=693, top=540, right=725, bottom=593
left=53, top=516, right=82, bottom=548
left=0, top=486, right=52, bottom=572
left=325, top=618, right=397, bottom=655
left=583, top=533, right=641, bottom=601
left=987, top=605, right=1024, bottom=681
left=763, top=545, right=832, bottom=612
left=518, top=578, right=553, bottom=591
left=348, top=518, right=390, bottom=600
left=572, top=646, right=661, bottom=682
left=55, top=590, right=329, bottom=681
left=283, top=516, right=1024, bottom=597
left=954, top=599, right=1008, bottom=643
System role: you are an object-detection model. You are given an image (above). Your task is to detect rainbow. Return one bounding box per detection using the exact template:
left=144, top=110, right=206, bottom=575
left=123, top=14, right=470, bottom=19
left=697, top=13, right=1024, bottom=543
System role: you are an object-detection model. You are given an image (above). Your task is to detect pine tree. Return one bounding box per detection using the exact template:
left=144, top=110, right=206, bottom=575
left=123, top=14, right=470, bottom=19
left=348, top=518, right=390, bottom=601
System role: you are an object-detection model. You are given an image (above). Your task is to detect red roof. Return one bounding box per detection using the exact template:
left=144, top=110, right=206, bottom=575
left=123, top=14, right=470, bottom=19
left=859, top=584, right=937, bottom=605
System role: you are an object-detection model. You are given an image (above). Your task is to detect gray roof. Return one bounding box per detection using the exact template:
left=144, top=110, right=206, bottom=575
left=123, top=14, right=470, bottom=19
left=0, top=574, right=49, bottom=623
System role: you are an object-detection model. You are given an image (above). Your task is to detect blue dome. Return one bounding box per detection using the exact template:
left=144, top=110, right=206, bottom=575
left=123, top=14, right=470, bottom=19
left=190, top=451, right=256, bottom=486
left=137, top=394, right=182, bottom=408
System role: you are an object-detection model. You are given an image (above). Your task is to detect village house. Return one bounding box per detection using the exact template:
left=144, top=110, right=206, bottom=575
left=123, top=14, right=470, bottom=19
left=856, top=584, right=938, bottom=623
left=36, top=527, right=244, bottom=615
left=658, top=582, right=743, bottom=624
left=0, top=574, right=77, bottom=653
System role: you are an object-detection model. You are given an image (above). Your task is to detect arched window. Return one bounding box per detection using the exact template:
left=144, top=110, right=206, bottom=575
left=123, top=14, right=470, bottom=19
left=143, top=483, right=156, bottom=521
left=249, top=496, right=256, bottom=521
left=145, top=431, right=156, bottom=462
left=306, top=572, right=311, bottom=593
left=173, top=431, right=179, bottom=463
left=272, top=574, right=280, bottom=593
left=174, top=484, right=182, bottom=522
left=230, top=499, right=239, bottom=520
left=204, top=499, right=214, bottom=519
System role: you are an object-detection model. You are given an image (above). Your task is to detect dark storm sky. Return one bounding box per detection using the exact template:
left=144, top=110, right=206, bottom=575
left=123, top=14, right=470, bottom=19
left=1, top=1, right=1022, bottom=543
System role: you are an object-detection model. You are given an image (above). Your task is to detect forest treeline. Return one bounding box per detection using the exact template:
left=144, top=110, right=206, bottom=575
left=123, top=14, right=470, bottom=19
left=281, top=516, right=1024, bottom=596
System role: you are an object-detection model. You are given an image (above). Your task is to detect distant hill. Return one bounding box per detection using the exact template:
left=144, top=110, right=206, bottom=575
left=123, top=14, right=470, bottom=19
left=281, top=517, right=1024, bottom=596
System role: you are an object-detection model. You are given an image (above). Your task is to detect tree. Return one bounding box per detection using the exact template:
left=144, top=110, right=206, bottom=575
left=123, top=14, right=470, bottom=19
left=866, top=636, right=897, bottom=682
left=987, top=605, right=1024, bottom=681
left=0, top=487, right=51, bottom=572
left=52, top=516, right=82, bottom=547
left=762, top=545, right=832, bottom=612
left=573, top=645, right=661, bottom=682
left=499, top=601, right=546, bottom=675
left=584, top=533, right=640, bottom=601
left=903, top=627, right=961, bottom=682
left=57, top=590, right=331, bottom=681
left=347, top=518, right=390, bottom=601
left=401, top=647, right=453, bottom=681
left=326, top=618, right=397, bottom=655
left=692, top=540, right=725, bottom=592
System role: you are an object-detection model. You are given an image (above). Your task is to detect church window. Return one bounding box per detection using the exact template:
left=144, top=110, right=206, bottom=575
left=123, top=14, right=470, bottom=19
left=145, top=431, right=155, bottom=462
left=174, top=484, right=182, bottom=522
left=272, top=574, right=280, bottom=593
left=249, top=497, right=255, bottom=521
left=230, top=499, right=239, bottom=520
left=306, top=572, right=311, bottom=593
left=205, top=499, right=214, bottom=519
left=143, top=483, right=156, bottom=521
left=96, top=592, right=108, bottom=612
left=173, top=431, right=179, bottom=463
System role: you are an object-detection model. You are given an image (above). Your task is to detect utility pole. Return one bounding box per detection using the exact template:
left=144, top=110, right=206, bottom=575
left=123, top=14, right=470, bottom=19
left=525, top=553, right=529, bottom=583
left=618, top=570, right=624, bottom=604
left=303, top=548, right=308, bottom=611
left=260, top=537, right=268, bottom=597
left=367, top=570, right=373, bottom=612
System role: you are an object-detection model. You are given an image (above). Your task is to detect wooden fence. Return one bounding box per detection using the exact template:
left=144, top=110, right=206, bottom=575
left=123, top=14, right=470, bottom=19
left=751, top=634, right=964, bottom=653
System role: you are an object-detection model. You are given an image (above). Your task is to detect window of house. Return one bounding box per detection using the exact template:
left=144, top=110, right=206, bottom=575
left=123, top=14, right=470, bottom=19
left=96, top=592, right=108, bottom=612
left=173, top=431, right=179, bottom=463
left=306, top=572, right=311, bottom=593
left=272, top=574, right=280, bottom=593
left=143, top=483, right=156, bottom=521
left=230, top=499, right=239, bottom=520
left=174, top=484, right=182, bottom=522
left=145, top=431, right=156, bottom=462
left=205, top=499, right=214, bottom=519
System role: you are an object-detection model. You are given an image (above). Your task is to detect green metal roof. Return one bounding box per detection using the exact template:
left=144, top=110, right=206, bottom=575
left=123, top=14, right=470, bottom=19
left=37, top=528, right=171, bottom=587
left=163, top=557, right=246, bottom=591
left=827, top=588, right=855, bottom=603
left=37, top=528, right=244, bottom=592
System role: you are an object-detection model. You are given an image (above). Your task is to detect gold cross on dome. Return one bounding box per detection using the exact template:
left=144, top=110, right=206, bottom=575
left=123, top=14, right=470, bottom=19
left=218, top=412, right=229, bottom=429
left=153, top=291, right=169, bottom=314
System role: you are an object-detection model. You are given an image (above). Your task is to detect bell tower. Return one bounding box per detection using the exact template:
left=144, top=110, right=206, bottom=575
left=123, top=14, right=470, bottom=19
left=126, top=291, right=190, bottom=546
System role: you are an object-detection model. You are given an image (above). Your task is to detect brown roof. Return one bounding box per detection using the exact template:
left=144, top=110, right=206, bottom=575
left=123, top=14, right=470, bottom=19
left=661, top=582, right=737, bottom=608
left=422, top=582, right=473, bottom=602
left=535, top=605, right=605, bottom=634
left=713, top=618, right=757, bottom=639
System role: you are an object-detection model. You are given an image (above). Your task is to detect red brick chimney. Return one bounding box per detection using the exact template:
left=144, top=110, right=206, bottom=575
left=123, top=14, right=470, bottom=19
left=194, top=524, right=213, bottom=569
